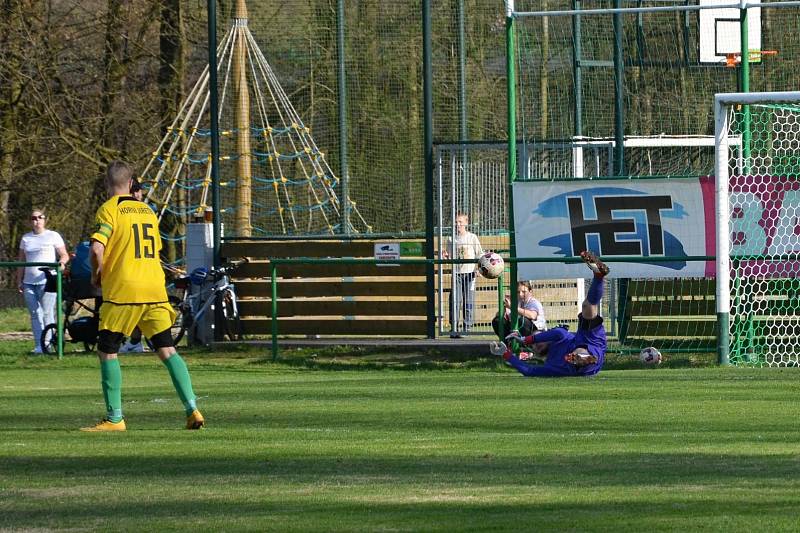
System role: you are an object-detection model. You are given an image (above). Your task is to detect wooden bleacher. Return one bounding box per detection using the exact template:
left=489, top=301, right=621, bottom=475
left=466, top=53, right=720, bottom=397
left=617, top=279, right=717, bottom=348
left=221, top=239, right=428, bottom=336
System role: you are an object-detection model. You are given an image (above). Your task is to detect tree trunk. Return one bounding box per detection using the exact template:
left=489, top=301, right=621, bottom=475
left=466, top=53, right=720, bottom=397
left=158, top=0, right=186, bottom=264
left=0, top=0, right=23, bottom=271
left=90, top=0, right=128, bottom=213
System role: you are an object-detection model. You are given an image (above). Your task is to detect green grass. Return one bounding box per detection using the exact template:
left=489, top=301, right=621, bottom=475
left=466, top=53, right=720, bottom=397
left=0, top=307, right=30, bottom=333
left=2, top=344, right=800, bottom=531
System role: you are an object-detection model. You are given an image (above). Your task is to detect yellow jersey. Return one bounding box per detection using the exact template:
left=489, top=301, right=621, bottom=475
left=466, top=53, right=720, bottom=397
left=90, top=195, right=168, bottom=304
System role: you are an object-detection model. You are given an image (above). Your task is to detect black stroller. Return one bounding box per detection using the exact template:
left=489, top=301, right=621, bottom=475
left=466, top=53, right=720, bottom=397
left=40, top=268, right=101, bottom=354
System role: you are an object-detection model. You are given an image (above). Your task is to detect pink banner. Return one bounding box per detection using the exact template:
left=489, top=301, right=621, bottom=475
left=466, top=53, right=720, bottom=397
left=728, top=175, right=800, bottom=277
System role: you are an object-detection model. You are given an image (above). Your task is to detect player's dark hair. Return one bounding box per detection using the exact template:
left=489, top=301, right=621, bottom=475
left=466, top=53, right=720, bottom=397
left=129, top=178, right=142, bottom=194
left=518, top=280, right=532, bottom=291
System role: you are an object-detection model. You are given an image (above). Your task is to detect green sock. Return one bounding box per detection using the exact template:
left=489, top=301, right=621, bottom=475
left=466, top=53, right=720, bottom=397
left=162, top=353, right=197, bottom=415
left=100, top=359, right=123, bottom=422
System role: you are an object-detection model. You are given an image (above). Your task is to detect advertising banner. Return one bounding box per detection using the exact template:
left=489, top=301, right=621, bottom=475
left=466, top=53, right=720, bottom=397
left=513, top=178, right=716, bottom=279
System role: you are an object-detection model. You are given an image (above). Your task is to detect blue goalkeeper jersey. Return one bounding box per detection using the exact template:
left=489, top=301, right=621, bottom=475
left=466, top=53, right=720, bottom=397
left=507, top=320, right=607, bottom=377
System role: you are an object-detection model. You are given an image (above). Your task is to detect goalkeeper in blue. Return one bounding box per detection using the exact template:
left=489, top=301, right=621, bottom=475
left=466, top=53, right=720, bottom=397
left=490, top=251, right=608, bottom=377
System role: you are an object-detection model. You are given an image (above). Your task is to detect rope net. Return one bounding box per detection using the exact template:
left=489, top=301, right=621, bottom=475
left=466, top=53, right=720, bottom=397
left=141, top=3, right=370, bottom=255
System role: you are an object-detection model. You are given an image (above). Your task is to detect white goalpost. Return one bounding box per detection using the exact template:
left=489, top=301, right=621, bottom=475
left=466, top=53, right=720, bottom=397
left=715, top=91, right=800, bottom=366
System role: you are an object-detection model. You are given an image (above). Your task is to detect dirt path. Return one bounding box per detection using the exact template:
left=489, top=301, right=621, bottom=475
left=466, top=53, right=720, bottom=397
left=0, top=332, right=33, bottom=341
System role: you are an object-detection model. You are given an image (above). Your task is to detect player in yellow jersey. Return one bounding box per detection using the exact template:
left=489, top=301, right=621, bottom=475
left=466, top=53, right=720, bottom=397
left=81, top=161, right=204, bottom=432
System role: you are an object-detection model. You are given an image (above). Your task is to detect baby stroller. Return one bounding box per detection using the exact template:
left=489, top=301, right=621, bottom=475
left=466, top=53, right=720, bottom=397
left=40, top=266, right=102, bottom=354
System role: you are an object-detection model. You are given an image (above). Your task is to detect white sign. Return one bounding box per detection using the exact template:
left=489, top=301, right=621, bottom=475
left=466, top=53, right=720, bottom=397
left=374, top=242, right=400, bottom=266
left=513, top=178, right=716, bottom=279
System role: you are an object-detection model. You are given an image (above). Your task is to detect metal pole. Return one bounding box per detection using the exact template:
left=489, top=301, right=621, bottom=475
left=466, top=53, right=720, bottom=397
left=715, top=95, right=731, bottom=366
left=613, top=0, right=625, bottom=176
left=208, top=0, right=222, bottom=268
left=423, top=0, right=435, bottom=338
left=436, top=147, right=444, bottom=335
left=56, top=268, right=63, bottom=359
left=337, top=0, right=351, bottom=234
left=572, top=0, right=583, bottom=137
left=506, top=1, right=519, bottom=327
left=497, top=271, right=505, bottom=341
left=458, top=0, right=469, bottom=215
left=271, top=262, right=278, bottom=361
left=450, top=153, right=458, bottom=336
left=740, top=6, right=751, bottom=169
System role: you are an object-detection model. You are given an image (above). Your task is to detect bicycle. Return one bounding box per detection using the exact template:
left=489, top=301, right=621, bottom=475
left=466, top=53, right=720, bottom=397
left=169, top=259, right=247, bottom=344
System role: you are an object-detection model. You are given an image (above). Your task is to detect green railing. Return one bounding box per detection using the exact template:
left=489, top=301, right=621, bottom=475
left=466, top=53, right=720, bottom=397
left=0, top=262, right=64, bottom=359
left=265, top=255, right=716, bottom=361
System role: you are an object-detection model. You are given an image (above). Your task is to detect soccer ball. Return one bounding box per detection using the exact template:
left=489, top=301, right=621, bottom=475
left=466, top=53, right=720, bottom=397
left=639, top=346, right=662, bottom=365
left=478, top=251, right=504, bottom=279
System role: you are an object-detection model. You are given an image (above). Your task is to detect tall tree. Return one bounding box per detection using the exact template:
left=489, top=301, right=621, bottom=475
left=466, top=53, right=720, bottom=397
left=88, top=0, right=130, bottom=215
left=0, top=0, right=24, bottom=266
left=158, top=0, right=186, bottom=263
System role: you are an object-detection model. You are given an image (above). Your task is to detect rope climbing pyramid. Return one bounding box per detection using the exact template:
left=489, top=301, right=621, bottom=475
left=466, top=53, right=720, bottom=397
left=141, top=0, right=370, bottom=249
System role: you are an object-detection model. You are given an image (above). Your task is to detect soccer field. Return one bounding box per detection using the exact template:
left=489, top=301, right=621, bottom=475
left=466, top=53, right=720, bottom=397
left=2, top=348, right=800, bottom=531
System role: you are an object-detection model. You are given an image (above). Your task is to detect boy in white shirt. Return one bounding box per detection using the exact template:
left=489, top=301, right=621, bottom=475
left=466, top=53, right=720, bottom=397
left=442, top=213, right=483, bottom=338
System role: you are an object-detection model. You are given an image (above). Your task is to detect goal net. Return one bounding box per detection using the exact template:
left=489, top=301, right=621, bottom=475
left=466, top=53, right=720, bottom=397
left=716, top=91, right=800, bottom=366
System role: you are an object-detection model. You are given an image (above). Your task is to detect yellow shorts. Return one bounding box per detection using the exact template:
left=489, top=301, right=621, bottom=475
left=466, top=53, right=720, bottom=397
left=99, top=302, right=177, bottom=338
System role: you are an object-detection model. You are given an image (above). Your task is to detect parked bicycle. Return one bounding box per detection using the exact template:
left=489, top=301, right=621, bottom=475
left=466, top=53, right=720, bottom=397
left=167, top=259, right=247, bottom=344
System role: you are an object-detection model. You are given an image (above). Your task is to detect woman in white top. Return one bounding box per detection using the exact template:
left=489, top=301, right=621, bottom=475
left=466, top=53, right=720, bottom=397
left=16, top=209, right=69, bottom=353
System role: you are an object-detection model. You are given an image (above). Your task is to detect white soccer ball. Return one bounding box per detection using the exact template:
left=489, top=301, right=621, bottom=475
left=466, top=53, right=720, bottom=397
left=639, top=346, right=662, bottom=365
left=478, top=251, right=504, bottom=279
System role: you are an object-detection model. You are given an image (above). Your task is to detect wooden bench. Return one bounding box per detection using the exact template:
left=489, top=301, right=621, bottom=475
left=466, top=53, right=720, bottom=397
left=617, top=278, right=717, bottom=349
left=221, top=239, right=428, bottom=337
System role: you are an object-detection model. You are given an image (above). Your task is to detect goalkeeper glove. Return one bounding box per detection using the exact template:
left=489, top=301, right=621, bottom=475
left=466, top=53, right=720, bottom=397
left=504, top=330, right=526, bottom=345
left=489, top=341, right=513, bottom=360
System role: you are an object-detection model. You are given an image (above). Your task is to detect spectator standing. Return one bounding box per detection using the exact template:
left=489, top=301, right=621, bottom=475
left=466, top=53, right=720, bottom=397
left=442, top=212, right=483, bottom=338
left=16, top=209, right=69, bottom=354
